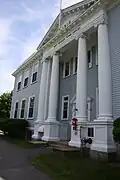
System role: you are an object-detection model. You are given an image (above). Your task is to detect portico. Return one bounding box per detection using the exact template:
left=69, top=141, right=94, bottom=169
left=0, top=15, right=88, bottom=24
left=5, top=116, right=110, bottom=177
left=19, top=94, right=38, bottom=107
left=32, top=0, right=116, bottom=155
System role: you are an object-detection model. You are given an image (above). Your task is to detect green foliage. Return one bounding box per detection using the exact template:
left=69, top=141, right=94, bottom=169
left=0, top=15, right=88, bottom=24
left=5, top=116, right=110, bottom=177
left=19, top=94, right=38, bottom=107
left=113, top=117, right=120, bottom=142
left=0, top=118, right=29, bottom=138
left=0, top=92, right=12, bottom=118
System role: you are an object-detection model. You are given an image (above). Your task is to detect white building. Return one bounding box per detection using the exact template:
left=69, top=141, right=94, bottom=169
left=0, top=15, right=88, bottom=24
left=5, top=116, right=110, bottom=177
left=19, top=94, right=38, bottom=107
left=11, top=0, right=120, bottom=159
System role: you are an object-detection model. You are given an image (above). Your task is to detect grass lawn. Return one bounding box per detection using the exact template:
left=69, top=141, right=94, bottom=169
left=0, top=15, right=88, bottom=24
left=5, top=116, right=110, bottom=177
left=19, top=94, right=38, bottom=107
left=32, top=152, right=120, bottom=180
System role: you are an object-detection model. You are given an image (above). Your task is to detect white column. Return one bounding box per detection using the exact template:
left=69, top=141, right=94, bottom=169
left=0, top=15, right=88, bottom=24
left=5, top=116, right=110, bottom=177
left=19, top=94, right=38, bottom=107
left=69, top=35, right=88, bottom=148
left=47, top=53, right=59, bottom=122
left=42, top=52, right=60, bottom=141
left=91, top=23, right=116, bottom=154
left=32, top=59, right=48, bottom=140
left=76, top=35, right=88, bottom=122
left=98, top=23, right=112, bottom=120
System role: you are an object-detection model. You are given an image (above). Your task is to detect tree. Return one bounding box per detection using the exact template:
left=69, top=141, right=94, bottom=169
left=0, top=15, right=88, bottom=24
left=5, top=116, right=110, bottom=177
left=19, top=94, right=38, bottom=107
left=0, top=92, right=12, bottom=118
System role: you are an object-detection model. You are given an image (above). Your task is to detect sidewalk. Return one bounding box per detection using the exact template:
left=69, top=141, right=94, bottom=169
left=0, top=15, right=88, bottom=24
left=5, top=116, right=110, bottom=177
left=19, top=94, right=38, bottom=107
left=0, top=138, right=51, bottom=180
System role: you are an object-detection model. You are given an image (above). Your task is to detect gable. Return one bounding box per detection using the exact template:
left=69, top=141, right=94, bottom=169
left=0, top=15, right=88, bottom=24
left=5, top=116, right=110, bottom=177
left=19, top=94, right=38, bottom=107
left=37, top=0, right=96, bottom=50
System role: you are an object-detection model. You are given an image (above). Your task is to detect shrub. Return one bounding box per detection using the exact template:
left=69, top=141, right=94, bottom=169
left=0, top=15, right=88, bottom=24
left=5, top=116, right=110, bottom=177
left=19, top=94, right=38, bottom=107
left=113, top=117, right=120, bottom=142
left=0, top=118, right=29, bottom=138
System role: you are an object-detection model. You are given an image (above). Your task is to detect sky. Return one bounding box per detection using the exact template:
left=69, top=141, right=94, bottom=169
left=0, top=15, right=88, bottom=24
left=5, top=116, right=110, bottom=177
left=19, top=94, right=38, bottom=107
left=0, top=0, right=82, bottom=94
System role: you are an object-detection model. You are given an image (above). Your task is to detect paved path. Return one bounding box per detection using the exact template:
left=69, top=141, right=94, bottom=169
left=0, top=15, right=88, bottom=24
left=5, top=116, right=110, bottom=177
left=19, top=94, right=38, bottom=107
left=0, top=138, right=52, bottom=180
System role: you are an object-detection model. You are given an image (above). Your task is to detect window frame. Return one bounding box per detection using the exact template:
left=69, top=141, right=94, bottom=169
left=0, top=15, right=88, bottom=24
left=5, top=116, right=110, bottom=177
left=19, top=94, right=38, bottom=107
left=73, top=57, right=77, bottom=74
left=14, top=101, right=19, bottom=119
left=31, top=63, right=38, bottom=84
left=23, top=77, right=29, bottom=88
left=61, top=95, right=69, bottom=120
left=88, top=127, right=94, bottom=138
left=27, top=95, right=35, bottom=119
left=19, top=98, right=26, bottom=119
left=63, top=61, right=71, bottom=78
left=88, top=49, right=92, bottom=69
left=17, top=81, right=21, bottom=91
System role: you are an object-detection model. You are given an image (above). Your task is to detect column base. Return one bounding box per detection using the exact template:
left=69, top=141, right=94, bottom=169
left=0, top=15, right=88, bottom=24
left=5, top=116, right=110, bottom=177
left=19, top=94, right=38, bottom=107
left=91, top=119, right=116, bottom=153
left=69, top=140, right=81, bottom=148
left=32, top=120, right=44, bottom=140
left=42, top=118, right=60, bottom=142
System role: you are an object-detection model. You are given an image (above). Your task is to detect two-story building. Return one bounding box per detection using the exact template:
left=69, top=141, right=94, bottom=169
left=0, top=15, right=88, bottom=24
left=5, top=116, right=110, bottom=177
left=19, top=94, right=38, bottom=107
left=11, top=0, right=120, bottom=158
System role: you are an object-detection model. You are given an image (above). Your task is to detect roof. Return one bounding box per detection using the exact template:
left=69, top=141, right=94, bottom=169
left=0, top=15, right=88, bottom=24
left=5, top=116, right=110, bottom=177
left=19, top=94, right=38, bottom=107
left=37, top=0, right=95, bottom=50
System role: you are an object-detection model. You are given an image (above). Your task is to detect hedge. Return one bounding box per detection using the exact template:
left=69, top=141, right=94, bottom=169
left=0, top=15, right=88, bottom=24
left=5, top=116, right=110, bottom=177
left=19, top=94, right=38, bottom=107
left=113, top=117, right=120, bottom=142
left=0, top=118, right=29, bottom=138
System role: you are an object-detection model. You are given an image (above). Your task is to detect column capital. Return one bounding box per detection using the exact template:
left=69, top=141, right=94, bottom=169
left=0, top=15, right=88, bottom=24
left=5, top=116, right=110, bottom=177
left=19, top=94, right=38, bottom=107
left=94, top=13, right=108, bottom=28
left=52, top=51, right=62, bottom=57
left=75, top=32, right=88, bottom=41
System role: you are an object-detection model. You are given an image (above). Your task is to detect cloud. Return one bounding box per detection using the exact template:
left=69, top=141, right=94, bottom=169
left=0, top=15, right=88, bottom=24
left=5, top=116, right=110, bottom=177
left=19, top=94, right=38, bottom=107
left=62, top=0, right=83, bottom=8
left=0, top=0, right=83, bottom=95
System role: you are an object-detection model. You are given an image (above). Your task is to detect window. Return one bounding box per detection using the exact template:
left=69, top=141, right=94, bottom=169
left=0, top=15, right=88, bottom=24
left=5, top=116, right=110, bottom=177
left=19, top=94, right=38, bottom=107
left=20, top=99, right=26, bottom=119
left=31, top=63, right=38, bottom=83
left=23, top=70, right=29, bottom=88
left=73, top=57, right=77, bottom=74
left=88, top=128, right=94, bottom=137
left=17, top=82, right=21, bottom=91
left=96, top=47, right=98, bottom=66
left=24, top=77, right=28, bottom=87
left=88, top=49, right=92, bottom=68
left=28, top=96, right=35, bottom=118
left=61, top=95, right=69, bottom=120
left=32, top=72, right=37, bottom=83
left=63, top=62, right=70, bottom=78
left=14, top=102, right=19, bottom=119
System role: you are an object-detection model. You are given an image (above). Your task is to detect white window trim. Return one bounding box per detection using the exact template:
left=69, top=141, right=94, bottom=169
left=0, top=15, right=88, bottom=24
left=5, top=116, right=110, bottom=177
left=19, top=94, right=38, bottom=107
left=31, top=63, right=38, bottom=84
left=14, top=100, right=19, bottom=119
left=87, top=127, right=94, bottom=138
left=27, top=95, right=35, bottom=119
left=61, top=95, right=69, bottom=120
left=19, top=98, right=26, bottom=119
left=23, top=70, right=29, bottom=88
left=88, top=49, right=92, bottom=69
left=63, top=61, right=71, bottom=78
left=16, top=74, right=22, bottom=91
left=73, top=57, right=77, bottom=75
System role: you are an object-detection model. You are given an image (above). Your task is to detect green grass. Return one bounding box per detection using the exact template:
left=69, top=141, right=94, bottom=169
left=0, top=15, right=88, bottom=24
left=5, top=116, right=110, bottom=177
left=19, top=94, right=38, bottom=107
left=32, top=152, right=120, bottom=180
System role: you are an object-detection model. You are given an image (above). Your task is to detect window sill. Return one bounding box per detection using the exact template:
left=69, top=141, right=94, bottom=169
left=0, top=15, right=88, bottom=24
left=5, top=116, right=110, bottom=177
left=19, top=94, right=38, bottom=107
left=27, top=117, right=34, bottom=120
left=17, top=89, right=21, bottom=92
left=63, top=75, right=71, bottom=79
left=23, top=85, right=28, bottom=89
left=73, top=72, right=77, bottom=75
left=31, top=80, right=37, bottom=85
left=61, top=118, right=68, bottom=121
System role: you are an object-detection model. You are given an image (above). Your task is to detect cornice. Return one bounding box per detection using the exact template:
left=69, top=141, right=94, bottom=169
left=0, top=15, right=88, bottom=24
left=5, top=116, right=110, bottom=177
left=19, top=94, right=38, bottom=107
left=12, top=51, right=42, bottom=77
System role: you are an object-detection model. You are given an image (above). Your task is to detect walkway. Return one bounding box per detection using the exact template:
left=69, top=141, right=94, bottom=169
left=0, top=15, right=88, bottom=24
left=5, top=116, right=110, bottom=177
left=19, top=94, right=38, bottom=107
left=0, top=138, right=51, bottom=180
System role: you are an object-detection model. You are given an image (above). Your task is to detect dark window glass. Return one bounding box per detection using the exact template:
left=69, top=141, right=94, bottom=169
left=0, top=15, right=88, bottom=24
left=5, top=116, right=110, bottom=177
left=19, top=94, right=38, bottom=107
left=64, top=97, right=68, bottom=101
left=32, top=72, right=37, bottom=83
left=20, top=100, right=26, bottom=118
left=63, top=99, right=69, bottom=119
left=14, top=102, right=19, bottom=118
left=88, top=50, right=91, bottom=64
left=75, top=57, right=77, bottom=73
left=88, top=128, right=94, bottom=137
left=17, top=82, right=21, bottom=91
left=24, top=77, right=28, bottom=87
left=65, top=62, right=70, bottom=77
left=28, top=97, right=35, bottom=118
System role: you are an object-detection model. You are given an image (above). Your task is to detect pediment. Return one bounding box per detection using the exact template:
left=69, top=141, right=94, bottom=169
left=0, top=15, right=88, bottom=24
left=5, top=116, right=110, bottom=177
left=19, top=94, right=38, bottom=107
left=37, top=0, right=96, bottom=49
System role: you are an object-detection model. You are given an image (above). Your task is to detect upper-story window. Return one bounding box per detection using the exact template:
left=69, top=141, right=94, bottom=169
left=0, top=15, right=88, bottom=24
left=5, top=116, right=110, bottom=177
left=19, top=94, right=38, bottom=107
left=17, top=75, right=22, bottom=91
left=88, top=49, right=92, bottom=68
left=63, top=61, right=71, bottom=78
left=28, top=96, right=35, bottom=119
left=23, top=70, right=29, bottom=88
left=31, top=63, right=38, bottom=84
left=73, top=57, right=77, bottom=74
left=14, top=101, right=19, bottom=119
left=20, top=99, right=26, bottom=119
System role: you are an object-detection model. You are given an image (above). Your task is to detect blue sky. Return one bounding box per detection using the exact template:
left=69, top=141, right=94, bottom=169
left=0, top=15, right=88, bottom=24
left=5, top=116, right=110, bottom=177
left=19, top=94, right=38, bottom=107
left=0, top=0, right=81, bottom=94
